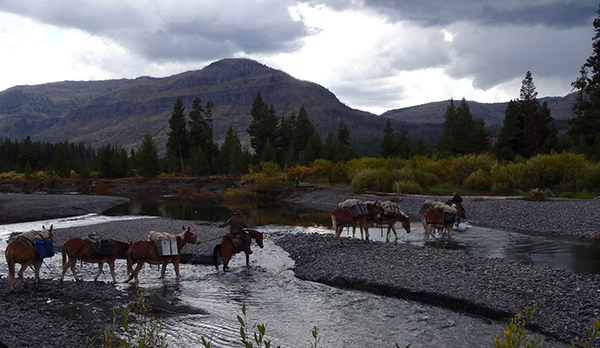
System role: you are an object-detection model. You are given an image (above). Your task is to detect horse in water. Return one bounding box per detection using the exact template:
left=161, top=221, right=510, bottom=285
left=213, top=229, right=264, bottom=272
left=5, top=225, right=54, bottom=293
left=421, top=205, right=457, bottom=240
left=331, top=200, right=382, bottom=245
left=124, top=226, right=198, bottom=283
left=444, top=200, right=463, bottom=228
left=60, top=237, right=131, bottom=283
left=378, top=211, right=411, bottom=242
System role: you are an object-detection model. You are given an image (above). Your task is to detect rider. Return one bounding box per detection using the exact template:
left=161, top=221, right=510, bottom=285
left=217, top=209, right=252, bottom=254
left=451, top=192, right=467, bottom=219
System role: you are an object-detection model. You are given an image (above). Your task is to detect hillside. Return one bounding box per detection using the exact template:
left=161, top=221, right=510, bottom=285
left=0, top=58, right=577, bottom=152
left=0, top=59, right=395, bottom=151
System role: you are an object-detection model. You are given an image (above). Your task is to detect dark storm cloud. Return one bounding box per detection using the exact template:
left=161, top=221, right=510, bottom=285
left=314, top=1, right=596, bottom=28
left=0, top=0, right=309, bottom=61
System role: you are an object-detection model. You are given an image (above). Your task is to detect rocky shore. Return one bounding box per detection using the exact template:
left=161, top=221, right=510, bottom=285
left=1, top=188, right=600, bottom=346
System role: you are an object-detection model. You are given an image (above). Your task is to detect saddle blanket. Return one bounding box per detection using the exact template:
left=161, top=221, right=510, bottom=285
left=149, top=231, right=178, bottom=256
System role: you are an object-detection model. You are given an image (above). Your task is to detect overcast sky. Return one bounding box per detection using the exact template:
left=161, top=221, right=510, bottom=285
left=0, top=1, right=596, bottom=115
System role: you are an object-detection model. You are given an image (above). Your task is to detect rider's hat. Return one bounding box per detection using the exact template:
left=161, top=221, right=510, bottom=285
left=234, top=209, right=242, bottom=215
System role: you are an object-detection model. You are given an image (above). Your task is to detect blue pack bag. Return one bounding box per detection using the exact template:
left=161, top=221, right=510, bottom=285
left=34, top=238, right=54, bottom=259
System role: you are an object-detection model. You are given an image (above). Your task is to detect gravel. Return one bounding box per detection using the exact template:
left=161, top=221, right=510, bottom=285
left=2, top=188, right=600, bottom=346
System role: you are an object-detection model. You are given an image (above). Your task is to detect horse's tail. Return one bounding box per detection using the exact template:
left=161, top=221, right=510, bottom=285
left=213, top=244, right=222, bottom=270
left=331, top=212, right=337, bottom=232
left=61, top=246, right=67, bottom=266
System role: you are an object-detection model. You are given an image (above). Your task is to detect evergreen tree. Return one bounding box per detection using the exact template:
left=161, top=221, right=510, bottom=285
left=396, top=125, right=412, bottom=159
left=292, top=106, right=318, bottom=159
left=247, top=93, right=278, bottom=158
left=568, top=5, right=600, bottom=158
left=137, top=131, right=160, bottom=177
left=436, top=99, right=458, bottom=156
left=277, top=115, right=295, bottom=165
left=188, top=98, right=215, bottom=168
left=219, top=126, right=245, bottom=174
left=166, top=97, right=189, bottom=173
left=380, top=119, right=397, bottom=158
left=336, top=121, right=350, bottom=146
left=495, top=100, right=524, bottom=160
left=520, top=71, right=553, bottom=157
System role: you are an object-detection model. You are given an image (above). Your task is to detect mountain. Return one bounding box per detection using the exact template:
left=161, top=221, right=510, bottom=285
left=0, top=59, right=394, bottom=152
left=0, top=58, right=577, bottom=152
left=382, top=94, right=576, bottom=127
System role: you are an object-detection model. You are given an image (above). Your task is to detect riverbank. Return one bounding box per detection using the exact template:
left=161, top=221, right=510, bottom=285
left=1, top=187, right=600, bottom=346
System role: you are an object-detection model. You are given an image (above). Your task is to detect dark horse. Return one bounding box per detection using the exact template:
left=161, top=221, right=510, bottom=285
left=60, top=238, right=131, bottom=283
left=5, top=225, right=54, bottom=293
left=213, top=229, right=264, bottom=272
left=445, top=200, right=463, bottom=228
left=330, top=200, right=382, bottom=245
left=124, top=226, right=198, bottom=283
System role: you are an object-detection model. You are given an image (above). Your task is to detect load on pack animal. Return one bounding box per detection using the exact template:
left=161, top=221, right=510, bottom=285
left=330, top=199, right=382, bottom=244
left=420, top=200, right=457, bottom=240
left=5, top=225, right=54, bottom=293
left=378, top=200, right=411, bottom=242
left=60, top=232, right=131, bottom=284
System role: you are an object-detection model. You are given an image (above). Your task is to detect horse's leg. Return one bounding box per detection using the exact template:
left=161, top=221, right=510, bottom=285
left=7, top=255, right=16, bottom=293
left=159, top=260, right=168, bottom=278
left=18, top=260, right=32, bottom=288
left=422, top=216, right=429, bottom=240
left=173, top=260, right=180, bottom=277
left=33, top=259, right=43, bottom=288
left=108, top=260, right=117, bottom=283
left=245, top=252, right=250, bottom=267
left=94, top=261, right=104, bottom=282
left=132, top=262, right=145, bottom=284
left=335, top=226, right=343, bottom=245
left=60, top=258, right=78, bottom=282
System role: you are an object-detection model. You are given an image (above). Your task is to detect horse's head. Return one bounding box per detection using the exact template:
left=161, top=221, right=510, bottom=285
left=181, top=226, right=199, bottom=244
left=42, top=225, right=54, bottom=241
left=249, top=230, right=264, bottom=249
left=400, top=214, right=411, bottom=234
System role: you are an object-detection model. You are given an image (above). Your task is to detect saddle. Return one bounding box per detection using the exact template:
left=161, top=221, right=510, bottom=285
left=149, top=231, right=178, bottom=256
left=339, top=199, right=368, bottom=217
left=88, top=232, right=116, bottom=256
left=380, top=201, right=401, bottom=217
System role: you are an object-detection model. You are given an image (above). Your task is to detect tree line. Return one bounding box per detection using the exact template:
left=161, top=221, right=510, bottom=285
left=2, top=4, right=600, bottom=180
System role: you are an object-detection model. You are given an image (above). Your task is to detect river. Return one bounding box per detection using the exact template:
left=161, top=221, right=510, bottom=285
left=0, top=198, right=584, bottom=347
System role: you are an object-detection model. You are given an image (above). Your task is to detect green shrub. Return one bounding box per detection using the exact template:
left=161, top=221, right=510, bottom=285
left=374, top=167, right=395, bottom=192
left=449, top=154, right=496, bottom=185
left=464, top=169, right=491, bottom=191
left=351, top=168, right=377, bottom=193
left=393, top=180, right=422, bottom=194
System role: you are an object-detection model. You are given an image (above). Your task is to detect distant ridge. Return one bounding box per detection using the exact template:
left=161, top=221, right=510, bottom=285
left=0, top=58, right=576, bottom=151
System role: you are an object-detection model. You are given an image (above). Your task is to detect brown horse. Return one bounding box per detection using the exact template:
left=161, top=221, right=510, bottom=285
left=421, top=208, right=456, bottom=240
left=331, top=200, right=382, bottom=245
left=378, top=212, right=411, bottom=242
left=5, top=225, right=54, bottom=293
left=124, top=226, right=198, bottom=283
left=445, top=200, right=463, bottom=228
left=60, top=238, right=131, bottom=283
left=213, top=229, right=264, bottom=272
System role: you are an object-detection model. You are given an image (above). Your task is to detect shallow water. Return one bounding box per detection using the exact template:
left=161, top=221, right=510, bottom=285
left=0, top=202, right=582, bottom=347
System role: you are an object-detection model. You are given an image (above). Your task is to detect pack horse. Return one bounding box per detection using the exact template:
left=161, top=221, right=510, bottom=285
left=5, top=225, right=54, bottom=293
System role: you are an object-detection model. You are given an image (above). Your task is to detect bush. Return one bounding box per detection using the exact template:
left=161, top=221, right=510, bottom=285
left=393, top=180, right=422, bottom=194
left=351, top=168, right=377, bottom=193
left=449, top=154, right=496, bottom=185
left=286, top=164, right=309, bottom=182
left=464, top=169, right=491, bottom=191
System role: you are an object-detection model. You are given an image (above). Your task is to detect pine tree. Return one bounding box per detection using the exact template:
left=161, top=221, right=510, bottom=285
left=219, top=126, right=245, bottom=174
left=436, top=99, right=458, bottom=156
left=137, top=130, right=160, bottom=177
left=520, top=71, right=553, bottom=157
left=380, top=119, right=397, bottom=158
left=188, top=98, right=215, bottom=167
left=495, top=100, right=524, bottom=160
left=166, top=97, right=189, bottom=173
left=568, top=5, right=600, bottom=158
left=247, top=93, right=278, bottom=158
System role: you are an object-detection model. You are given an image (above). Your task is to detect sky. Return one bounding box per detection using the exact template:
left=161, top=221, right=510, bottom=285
left=0, top=0, right=597, bottom=115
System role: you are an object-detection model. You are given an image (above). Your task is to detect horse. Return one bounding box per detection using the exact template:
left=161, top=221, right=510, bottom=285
left=60, top=237, right=131, bottom=283
left=445, top=200, right=463, bottom=228
left=213, top=229, right=264, bottom=272
left=124, top=226, right=198, bottom=283
left=5, top=225, right=54, bottom=293
left=330, top=200, right=382, bottom=245
left=421, top=208, right=456, bottom=240
left=378, top=211, right=411, bottom=242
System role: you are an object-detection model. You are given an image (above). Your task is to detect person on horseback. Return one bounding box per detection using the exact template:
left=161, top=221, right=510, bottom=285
left=217, top=209, right=252, bottom=254
left=451, top=192, right=467, bottom=219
